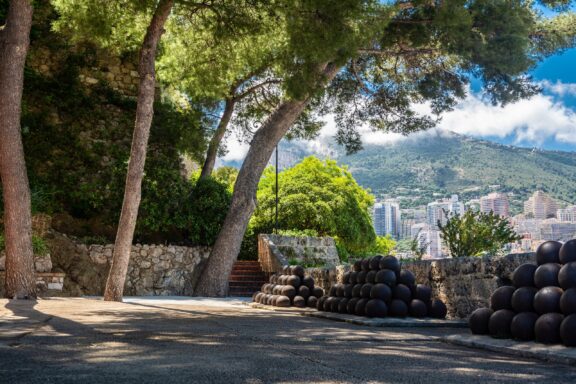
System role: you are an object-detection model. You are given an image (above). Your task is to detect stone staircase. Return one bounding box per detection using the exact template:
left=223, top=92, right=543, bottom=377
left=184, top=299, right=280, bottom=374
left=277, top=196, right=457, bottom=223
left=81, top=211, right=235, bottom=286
left=228, top=260, right=268, bottom=297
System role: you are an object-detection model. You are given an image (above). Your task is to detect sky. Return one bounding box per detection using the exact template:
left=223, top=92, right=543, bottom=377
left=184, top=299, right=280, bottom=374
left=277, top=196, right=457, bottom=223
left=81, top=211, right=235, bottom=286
left=220, top=24, right=576, bottom=163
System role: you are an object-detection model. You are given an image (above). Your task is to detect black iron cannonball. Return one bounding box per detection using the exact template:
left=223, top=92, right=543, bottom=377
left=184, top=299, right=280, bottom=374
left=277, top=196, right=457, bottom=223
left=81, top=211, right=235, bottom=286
left=336, top=284, right=346, bottom=298
left=560, top=239, right=576, bottom=264
left=329, top=285, right=337, bottom=297
left=409, top=299, right=428, bottom=318
left=512, top=263, right=537, bottom=288
left=489, top=309, right=515, bottom=339
left=252, top=291, right=261, bottom=302
left=271, top=295, right=281, bottom=306
left=313, top=287, right=324, bottom=299
left=375, top=269, right=397, bottom=287
left=357, top=271, right=367, bottom=284
left=307, top=296, right=318, bottom=308
left=559, top=262, right=576, bottom=290
left=298, top=285, right=310, bottom=299
left=317, top=296, right=327, bottom=311
left=393, top=284, right=412, bottom=303
left=534, top=263, right=561, bottom=288
left=353, top=260, right=362, bottom=272
left=560, top=314, right=576, bottom=346
left=287, top=275, right=301, bottom=289
left=293, top=295, right=306, bottom=308
left=534, top=286, right=563, bottom=314
left=344, top=284, right=354, bottom=299
left=366, top=299, right=388, bottom=318
left=347, top=298, right=360, bottom=315
left=398, top=270, right=416, bottom=286
left=355, top=298, right=369, bottom=316
left=338, top=298, right=349, bottom=314
left=302, top=276, right=315, bottom=289
left=269, top=274, right=278, bottom=284
left=271, top=285, right=279, bottom=295
left=277, top=275, right=285, bottom=285
left=535, top=313, right=564, bottom=344
left=261, top=283, right=269, bottom=293
left=370, top=283, right=392, bottom=302
left=282, top=266, right=291, bottom=275
left=331, top=297, right=342, bottom=313
left=291, top=265, right=305, bottom=278
left=536, top=241, right=562, bottom=265
left=361, top=258, right=371, bottom=272
left=510, top=312, right=538, bottom=341
left=276, top=295, right=291, bottom=308
left=370, top=255, right=383, bottom=271
left=490, top=286, right=515, bottom=311
left=428, top=299, right=447, bottom=319
left=349, top=271, right=358, bottom=284
left=361, top=283, right=373, bottom=298
left=389, top=299, right=409, bottom=317
left=560, top=288, right=576, bottom=315
left=469, top=307, right=493, bottom=335
left=352, top=284, right=363, bottom=298
left=342, top=272, right=351, bottom=285
left=254, top=292, right=263, bottom=303
left=366, top=270, right=377, bottom=284
left=379, top=255, right=400, bottom=274
left=511, top=286, right=538, bottom=313
left=415, top=285, right=432, bottom=304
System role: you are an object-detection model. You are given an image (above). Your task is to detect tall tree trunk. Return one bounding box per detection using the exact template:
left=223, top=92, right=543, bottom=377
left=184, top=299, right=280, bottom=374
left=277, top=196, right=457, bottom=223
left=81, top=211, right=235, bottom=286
left=195, top=63, right=339, bottom=297
left=0, top=0, right=36, bottom=299
left=199, top=98, right=235, bottom=180
left=104, top=0, right=173, bottom=302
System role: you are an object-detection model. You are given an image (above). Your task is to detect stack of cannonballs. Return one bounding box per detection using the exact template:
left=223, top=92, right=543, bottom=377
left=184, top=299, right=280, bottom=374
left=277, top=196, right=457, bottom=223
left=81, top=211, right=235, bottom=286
left=469, top=239, right=576, bottom=346
left=252, top=265, right=324, bottom=308
left=317, top=255, right=447, bottom=319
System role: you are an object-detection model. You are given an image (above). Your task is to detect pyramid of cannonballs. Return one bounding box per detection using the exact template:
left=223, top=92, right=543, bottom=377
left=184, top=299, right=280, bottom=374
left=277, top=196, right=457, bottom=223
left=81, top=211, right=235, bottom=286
left=469, top=239, right=576, bottom=347
left=317, top=255, right=447, bottom=319
left=252, top=265, right=324, bottom=308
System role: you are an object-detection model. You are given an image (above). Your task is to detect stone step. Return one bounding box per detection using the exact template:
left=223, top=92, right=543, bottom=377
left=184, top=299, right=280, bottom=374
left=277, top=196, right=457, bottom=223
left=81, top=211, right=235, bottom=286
left=229, top=275, right=267, bottom=282
left=228, top=281, right=266, bottom=287
left=231, top=267, right=264, bottom=273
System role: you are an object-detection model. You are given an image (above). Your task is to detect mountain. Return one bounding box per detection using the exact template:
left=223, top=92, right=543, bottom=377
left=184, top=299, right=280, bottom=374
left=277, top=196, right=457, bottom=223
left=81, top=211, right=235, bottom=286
left=221, top=131, right=576, bottom=213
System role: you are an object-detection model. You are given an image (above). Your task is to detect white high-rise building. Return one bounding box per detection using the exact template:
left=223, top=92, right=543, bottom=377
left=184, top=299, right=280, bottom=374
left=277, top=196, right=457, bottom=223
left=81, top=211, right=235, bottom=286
left=426, top=194, right=464, bottom=229
left=410, top=223, right=444, bottom=259
left=524, top=191, right=558, bottom=220
left=480, top=192, right=510, bottom=217
left=558, top=205, right=576, bottom=223
left=373, top=200, right=401, bottom=239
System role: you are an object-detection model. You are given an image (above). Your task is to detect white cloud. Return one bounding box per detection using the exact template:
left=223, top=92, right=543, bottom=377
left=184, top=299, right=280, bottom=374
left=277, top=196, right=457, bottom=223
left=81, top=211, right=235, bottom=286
left=541, top=80, right=576, bottom=97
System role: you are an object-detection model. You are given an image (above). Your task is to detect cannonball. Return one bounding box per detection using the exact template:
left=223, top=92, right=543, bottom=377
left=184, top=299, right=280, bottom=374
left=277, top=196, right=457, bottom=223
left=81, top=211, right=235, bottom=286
left=536, top=241, right=562, bottom=265
left=261, top=283, right=269, bottom=293
left=342, top=272, right=351, bottom=284
left=357, top=271, right=367, bottom=284
left=560, top=239, right=576, bottom=264
left=307, top=296, right=318, bottom=309
left=428, top=299, right=447, bottom=319
left=375, top=269, right=397, bottom=287
left=511, top=312, right=538, bottom=341
left=298, top=285, right=310, bottom=299
left=281, top=285, right=297, bottom=300
left=338, top=298, right=349, bottom=314
left=277, top=275, right=285, bottom=285
left=293, top=295, right=306, bottom=308
left=361, top=283, right=373, bottom=298
left=511, top=287, right=538, bottom=313
left=252, top=291, right=261, bottom=302
left=370, top=255, right=383, bottom=271
left=534, top=263, right=561, bottom=288
left=291, top=265, right=305, bottom=278
left=469, top=308, right=493, bottom=335
left=272, top=285, right=280, bottom=295
left=329, top=285, right=337, bottom=297
left=330, top=297, right=341, bottom=312
left=276, top=295, right=291, bottom=307
left=560, top=288, right=576, bottom=315
left=344, top=284, right=354, bottom=299
left=270, top=274, right=278, bottom=284
left=415, top=285, right=432, bottom=304
left=489, top=309, right=515, bottom=339
left=347, top=298, right=360, bottom=315
left=313, top=287, right=324, bottom=299
left=366, top=299, right=388, bottom=318
left=490, top=286, right=515, bottom=311
left=254, top=292, right=263, bottom=303
left=287, top=275, right=301, bottom=288
left=270, top=295, right=280, bottom=306
left=393, top=284, right=412, bottom=303
left=379, top=255, right=400, bottom=274
left=534, top=286, right=563, bottom=314
left=336, top=284, right=346, bottom=298
left=366, top=270, right=377, bottom=284
left=361, top=258, right=370, bottom=272
left=389, top=299, right=409, bottom=317
left=559, top=262, right=576, bottom=290
left=535, top=312, right=564, bottom=344
left=352, top=284, right=363, bottom=298
left=282, top=266, right=291, bottom=275
left=302, top=276, right=315, bottom=289
left=560, top=314, right=576, bottom=346
left=398, top=270, right=415, bottom=286
left=353, top=260, right=362, bottom=272
left=409, top=299, right=428, bottom=318
left=323, top=297, right=335, bottom=311
left=355, top=298, right=369, bottom=316
left=261, top=294, right=269, bottom=305
left=349, top=271, right=358, bottom=284
left=512, top=263, right=537, bottom=288
left=317, top=296, right=327, bottom=311
left=370, top=283, right=392, bottom=302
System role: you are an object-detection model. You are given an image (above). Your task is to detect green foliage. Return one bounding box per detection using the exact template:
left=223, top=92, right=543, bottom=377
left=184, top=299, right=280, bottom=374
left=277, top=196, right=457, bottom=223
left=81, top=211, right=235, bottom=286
left=366, top=235, right=396, bottom=256
left=0, top=234, right=4, bottom=253
left=277, top=229, right=319, bottom=237
left=252, top=156, right=376, bottom=254
left=212, top=166, right=239, bottom=192
left=32, top=235, right=50, bottom=256
left=438, top=210, right=521, bottom=258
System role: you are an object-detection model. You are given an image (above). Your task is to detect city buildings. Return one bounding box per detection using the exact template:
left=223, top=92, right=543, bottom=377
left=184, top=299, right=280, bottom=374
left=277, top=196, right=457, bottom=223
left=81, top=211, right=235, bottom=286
left=524, top=191, right=558, bottom=219
left=426, top=194, right=464, bottom=229
left=480, top=192, right=510, bottom=217
left=373, top=200, right=401, bottom=239
left=558, top=205, right=576, bottom=223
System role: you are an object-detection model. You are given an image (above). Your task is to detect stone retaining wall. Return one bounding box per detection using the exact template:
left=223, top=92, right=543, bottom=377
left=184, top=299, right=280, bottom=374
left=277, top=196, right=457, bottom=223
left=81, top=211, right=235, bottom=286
left=0, top=272, right=65, bottom=297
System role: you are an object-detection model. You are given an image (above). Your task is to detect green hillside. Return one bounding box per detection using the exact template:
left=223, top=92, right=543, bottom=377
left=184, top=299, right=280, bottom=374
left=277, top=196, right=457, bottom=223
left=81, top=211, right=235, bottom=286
left=339, top=132, right=576, bottom=212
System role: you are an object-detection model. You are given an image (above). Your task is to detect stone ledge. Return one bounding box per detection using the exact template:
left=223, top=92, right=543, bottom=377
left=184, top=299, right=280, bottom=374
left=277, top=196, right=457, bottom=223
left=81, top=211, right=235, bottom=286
left=441, top=334, right=576, bottom=366
left=245, top=302, right=317, bottom=313
left=303, top=311, right=468, bottom=328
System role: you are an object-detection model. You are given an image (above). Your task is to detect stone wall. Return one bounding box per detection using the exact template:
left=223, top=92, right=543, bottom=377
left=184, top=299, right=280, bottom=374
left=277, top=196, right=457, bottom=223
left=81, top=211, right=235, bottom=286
left=306, top=253, right=536, bottom=319
left=0, top=272, right=65, bottom=297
